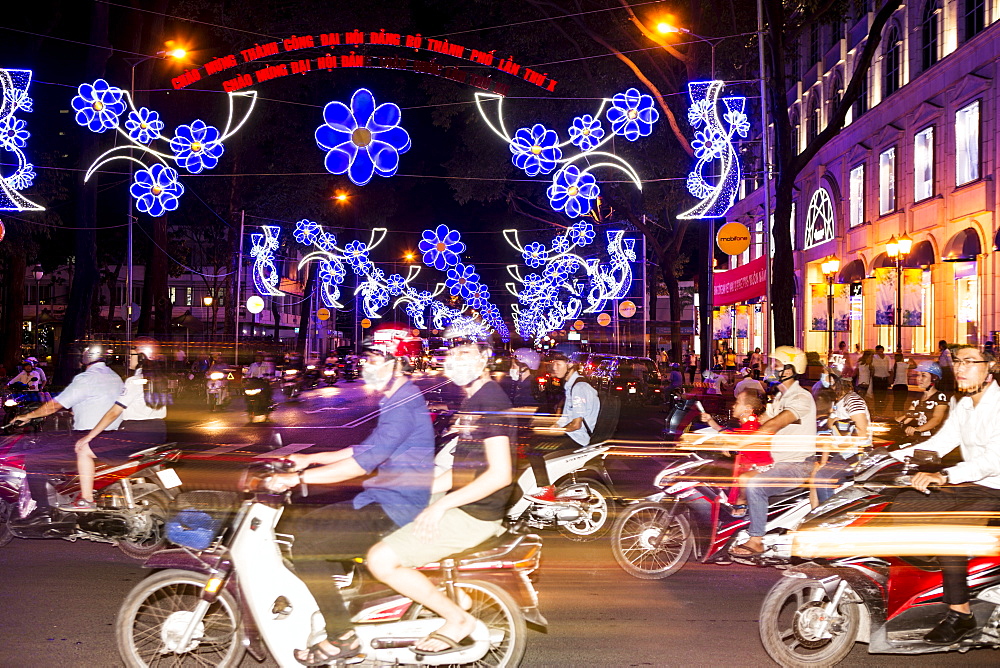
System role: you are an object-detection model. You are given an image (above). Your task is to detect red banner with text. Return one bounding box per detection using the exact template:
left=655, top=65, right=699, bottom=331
left=714, top=256, right=766, bottom=307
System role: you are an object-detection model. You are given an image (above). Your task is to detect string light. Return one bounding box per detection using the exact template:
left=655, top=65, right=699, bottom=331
left=0, top=69, right=43, bottom=212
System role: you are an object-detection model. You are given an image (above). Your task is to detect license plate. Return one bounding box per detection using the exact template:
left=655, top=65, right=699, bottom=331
left=156, top=468, right=182, bottom=489
left=628, top=387, right=637, bottom=393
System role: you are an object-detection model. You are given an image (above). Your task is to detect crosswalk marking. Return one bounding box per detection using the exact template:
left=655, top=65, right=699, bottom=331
left=256, top=442, right=315, bottom=459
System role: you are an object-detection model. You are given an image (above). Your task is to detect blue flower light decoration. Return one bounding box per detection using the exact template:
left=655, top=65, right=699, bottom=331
left=129, top=164, right=184, bottom=217
left=551, top=235, right=570, bottom=254
left=723, top=109, right=751, bottom=138
left=386, top=274, right=406, bottom=296
left=467, top=285, right=491, bottom=309
left=71, top=79, right=126, bottom=132
left=509, top=124, right=562, bottom=177
left=568, top=115, right=604, bottom=151
left=691, top=130, right=724, bottom=160
left=418, top=224, right=465, bottom=270
left=9, top=164, right=35, bottom=190
left=0, top=117, right=29, bottom=148
left=343, top=240, right=370, bottom=268
left=170, top=119, right=224, bottom=174
left=522, top=242, right=549, bottom=268
left=294, top=219, right=323, bottom=245
left=316, top=88, right=411, bottom=187
left=446, top=264, right=480, bottom=299
left=319, top=258, right=346, bottom=284
left=568, top=221, right=595, bottom=246
left=125, top=107, right=164, bottom=144
left=607, top=87, right=659, bottom=141
left=547, top=165, right=600, bottom=218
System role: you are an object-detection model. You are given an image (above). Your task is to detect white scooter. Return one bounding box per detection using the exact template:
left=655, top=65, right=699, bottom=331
left=115, top=463, right=544, bottom=668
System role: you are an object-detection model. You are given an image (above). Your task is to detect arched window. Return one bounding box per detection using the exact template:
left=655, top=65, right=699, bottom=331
left=828, top=70, right=843, bottom=118
left=804, top=187, right=836, bottom=249
left=806, top=93, right=821, bottom=143
left=921, top=1, right=940, bottom=71
left=853, top=65, right=869, bottom=117
left=964, top=0, right=986, bottom=42
left=790, top=107, right=801, bottom=152
left=883, top=26, right=901, bottom=97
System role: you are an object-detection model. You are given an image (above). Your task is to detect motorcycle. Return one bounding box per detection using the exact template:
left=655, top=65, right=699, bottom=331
left=281, top=367, right=303, bottom=399
left=302, top=364, right=322, bottom=390
left=321, top=363, right=339, bottom=386
left=243, top=377, right=273, bottom=423
left=338, top=356, right=358, bottom=382
left=206, top=369, right=231, bottom=411
left=3, top=383, right=45, bottom=431
left=0, top=429, right=182, bottom=559
left=758, top=448, right=1000, bottom=666
left=608, top=431, right=813, bottom=579
left=115, top=462, right=544, bottom=667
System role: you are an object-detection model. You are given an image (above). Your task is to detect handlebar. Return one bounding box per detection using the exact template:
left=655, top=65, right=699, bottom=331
left=238, top=458, right=308, bottom=498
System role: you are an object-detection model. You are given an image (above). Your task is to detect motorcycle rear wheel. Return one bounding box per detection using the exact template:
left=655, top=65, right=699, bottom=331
left=116, top=490, right=169, bottom=560
left=759, top=576, right=860, bottom=668
left=405, top=579, right=527, bottom=667
left=557, top=480, right=614, bottom=542
left=610, top=502, right=693, bottom=579
left=116, top=569, right=245, bottom=668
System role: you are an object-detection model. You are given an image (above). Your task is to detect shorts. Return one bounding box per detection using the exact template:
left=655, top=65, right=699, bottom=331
left=380, top=496, right=503, bottom=568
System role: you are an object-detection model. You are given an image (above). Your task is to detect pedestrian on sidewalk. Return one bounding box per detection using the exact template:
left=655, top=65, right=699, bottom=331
left=870, top=345, right=892, bottom=414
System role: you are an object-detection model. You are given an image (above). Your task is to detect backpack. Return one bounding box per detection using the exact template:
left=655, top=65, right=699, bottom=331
left=568, top=378, right=620, bottom=445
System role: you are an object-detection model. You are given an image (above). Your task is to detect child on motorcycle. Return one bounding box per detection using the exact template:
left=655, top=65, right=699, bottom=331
left=701, top=388, right=771, bottom=516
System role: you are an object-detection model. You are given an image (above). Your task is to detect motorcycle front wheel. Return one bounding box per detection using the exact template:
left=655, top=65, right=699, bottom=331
left=610, top=501, right=693, bottom=579
left=406, top=579, right=527, bottom=667
left=759, top=576, right=860, bottom=668
left=557, top=480, right=614, bottom=542
left=116, top=569, right=245, bottom=668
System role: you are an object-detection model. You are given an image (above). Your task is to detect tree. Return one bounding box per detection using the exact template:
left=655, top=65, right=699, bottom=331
left=764, top=0, right=902, bottom=346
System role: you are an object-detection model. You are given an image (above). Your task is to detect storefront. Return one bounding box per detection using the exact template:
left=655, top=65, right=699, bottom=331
left=712, top=255, right=766, bottom=360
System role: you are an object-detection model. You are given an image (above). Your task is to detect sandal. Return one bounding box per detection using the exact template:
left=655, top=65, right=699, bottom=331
left=294, top=630, right=360, bottom=666
left=411, top=631, right=475, bottom=657
left=729, top=504, right=747, bottom=517
left=729, top=542, right=764, bottom=558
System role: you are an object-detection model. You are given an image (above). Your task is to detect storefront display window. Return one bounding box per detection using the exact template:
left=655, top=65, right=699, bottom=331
left=954, top=260, right=979, bottom=344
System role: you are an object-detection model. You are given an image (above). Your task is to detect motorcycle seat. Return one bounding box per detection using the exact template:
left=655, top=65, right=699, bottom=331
left=416, top=532, right=543, bottom=570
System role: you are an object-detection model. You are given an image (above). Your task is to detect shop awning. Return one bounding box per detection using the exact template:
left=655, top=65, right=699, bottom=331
left=838, top=259, right=866, bottom=283
left=942, top=227, right=982, bottom=262
left=902, top=240, right=936, bottom=268
left=870, top=252, right=892, bottom=270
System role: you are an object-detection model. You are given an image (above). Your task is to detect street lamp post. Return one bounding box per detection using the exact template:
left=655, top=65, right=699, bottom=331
left=820, top=255, right=841, bottom=357
left=203, top=295, right=214, bottom=342
left=886, top=233, right=912, bottom=352
left=33, top=265, right=44, bottom=355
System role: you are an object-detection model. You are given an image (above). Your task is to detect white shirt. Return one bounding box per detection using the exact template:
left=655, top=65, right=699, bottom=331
left=939, top=348, right=953, bottom=368
left=892, top=361, right=910, bottom=385
left=895, top=382, right=1000, bottom=488
left=246, top=361, right=275, bottom=379
left=556, top=372, right=601, bottom=446
left=117, top=372, right=167, bottom=421
left=767, top=380, right=817, bottom=463
left=8, top=370, right=42, bottom=391
left=733, top=377, right=765, bottom=398
left=55, top=362, right=125, bottom=431
left=870, top=354, right=892, bottom=378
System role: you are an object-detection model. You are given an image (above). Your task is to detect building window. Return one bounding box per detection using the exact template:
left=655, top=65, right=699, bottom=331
left=806, top=94, right=820, bottom=143
left=804, top=187, right=836, bottom=249
left=914, top=126, right=934, bottom=201
left=921, top=1, right=940, bottom=71
left=809, top=22, right=820, bottom=63
left=882, top=27, right=901, bottom=97
left=829, top=19, right=844, bottom=48
left=770, top=202, right=797, bottom=256
left=853, top=68, right=868, bottom=118
left=168, top=287, right=177, bottom=304
left=963, top=0, right=986, bottom=42
left=828, top=70, right=843, bottom=118
left=849, top=164, right=865, bottom=228
left=956, top=100, right=980, bottom=186
left=788, top=40, right=800, bottom=82
left=879, top=147, right=896, bottom=215
left=790, top=108, right=801, bottom=153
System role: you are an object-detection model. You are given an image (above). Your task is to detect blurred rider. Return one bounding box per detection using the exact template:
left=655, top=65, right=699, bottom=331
left=265, top=334, right=434, bottom=665
left=10, top=346, right=124, bottom=525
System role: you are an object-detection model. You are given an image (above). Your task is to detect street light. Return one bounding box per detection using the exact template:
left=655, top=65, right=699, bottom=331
left=203, top=295, right=213, bottom=307
left=820, top=255, right=841, bottom=356
left=885, top=232, right=913, bottom=352
left=651, top=21, right=722, bottom=78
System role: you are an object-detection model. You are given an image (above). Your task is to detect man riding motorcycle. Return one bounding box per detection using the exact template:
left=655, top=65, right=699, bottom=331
left=730, top=346, right=817, bottom=558
left=889, top=345, right=1000, bottom=644
left=265, top=334, right=434, bottom=665
left=10, top=345, right=124, bottom=525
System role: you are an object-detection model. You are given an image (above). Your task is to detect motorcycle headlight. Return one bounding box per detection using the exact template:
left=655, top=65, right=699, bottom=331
left=306, top=365, right=316, bottom=370
left=323, top=369, right=335, bottom=375
left=244, top=388, right=262, bottom=396
left=285, top=369, right=298, bottom=375
left=4, top=399, right=17, bottom=407
left=209, top=372, right=224, bottom=380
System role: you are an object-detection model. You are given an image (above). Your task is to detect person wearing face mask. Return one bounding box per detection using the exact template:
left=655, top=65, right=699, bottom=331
left=365, top=336, right=517, bottom=658
left=888, top=347, right=1000, bottom=644
left=264, top=334, right=434, bottom=666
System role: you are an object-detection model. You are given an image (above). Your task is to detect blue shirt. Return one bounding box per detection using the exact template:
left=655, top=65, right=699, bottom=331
left=352, top=379, right=434, bottom=527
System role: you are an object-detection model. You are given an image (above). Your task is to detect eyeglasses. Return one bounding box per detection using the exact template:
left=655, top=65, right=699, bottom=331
left=953, top=358, right=990, bottom=368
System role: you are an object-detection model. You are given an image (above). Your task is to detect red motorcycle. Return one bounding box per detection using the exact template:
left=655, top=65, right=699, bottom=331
left=758, top=448, right=1000, bottom=666
left=0, top=424, right=183, bottom=559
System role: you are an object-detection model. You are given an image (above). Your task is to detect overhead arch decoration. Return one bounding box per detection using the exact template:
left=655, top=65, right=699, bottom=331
left=71, top=78, right=257, bottom=217
left=0, top=68, right=43, bottom=212
left=678, top=80, right=748, bottom=220
left=169, top=31, right=556, bottom=96
left=475, top=88, right=656, bottom=219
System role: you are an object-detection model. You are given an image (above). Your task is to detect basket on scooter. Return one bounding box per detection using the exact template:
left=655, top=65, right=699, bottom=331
left=166, top=490, right=240, bottom=550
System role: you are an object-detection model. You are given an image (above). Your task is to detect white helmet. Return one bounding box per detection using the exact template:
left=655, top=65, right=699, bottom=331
left=513, top=348, right=541, bottom=371
left=80, top=345, right=105, bottom=366
left=771, top=346, right=807, bottom=376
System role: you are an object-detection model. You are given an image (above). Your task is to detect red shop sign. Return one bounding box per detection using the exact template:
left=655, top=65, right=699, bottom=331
left=714, top=255, right=766, bottom=307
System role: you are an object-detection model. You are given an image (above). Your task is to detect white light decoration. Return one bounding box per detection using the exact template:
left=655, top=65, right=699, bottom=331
left=73, top=78, right=257, bottom=216
left=803, top=187, right=835, bottom=249
left=246, top=295, right=265, bottom=313
left=678, top=80, right=749, bottom=220
left=0, top=69, right=43, bottom=211
left=475, top=89, right=652, bottom=218
left=250, top=225, right=283, bottom=296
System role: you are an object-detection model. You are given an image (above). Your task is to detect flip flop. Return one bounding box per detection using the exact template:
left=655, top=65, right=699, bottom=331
left=729, top=504, right=747, bottom=517
left=411, top=631, right=475, bottom=657
left=729, top=543, right=764, bottom=558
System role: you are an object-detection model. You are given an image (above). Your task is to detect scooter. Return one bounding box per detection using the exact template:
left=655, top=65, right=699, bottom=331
left=609, top=432, right=813, bottom=579
left=206, top=369, right=231, bottom=411
left=322, top=363, right=339, bottom=386
left=243, top=378, right=274, bottom=423
left=758, top=447, right=1000, bottom=665
left=3, top=383, right=44, bottom=431
left=115, top=462, right=544, bottom=667
left=0, top=427, right=182, bottom=559
left=281, top=367, right=303, bottom=400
